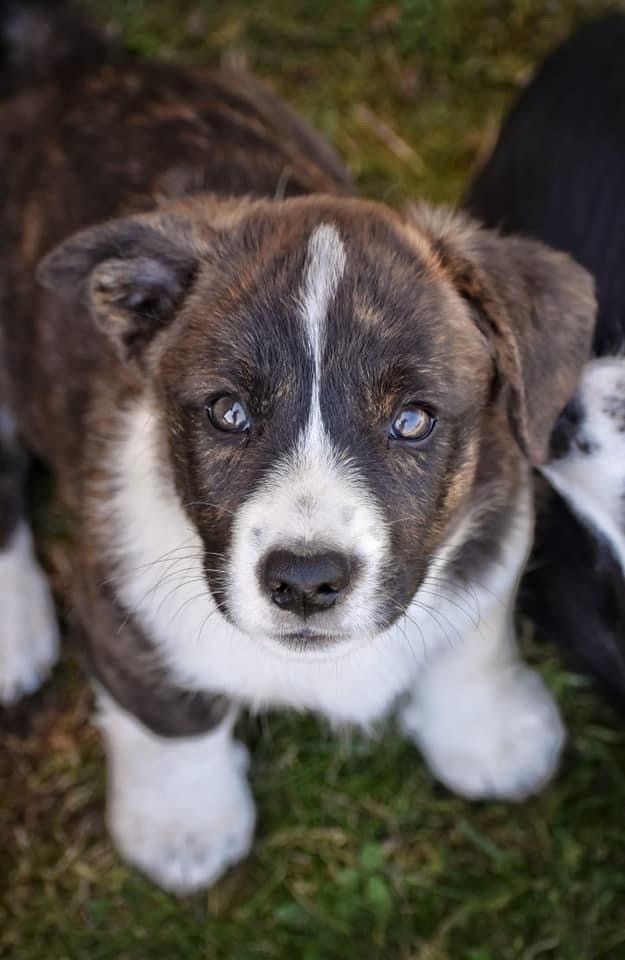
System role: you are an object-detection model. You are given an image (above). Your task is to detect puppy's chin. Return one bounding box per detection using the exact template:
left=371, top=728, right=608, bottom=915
left=253, top=630, right=369, bottom=662
left=232, top=606, right=399, bottom=659
left=268, top=629, right=350, bottom=653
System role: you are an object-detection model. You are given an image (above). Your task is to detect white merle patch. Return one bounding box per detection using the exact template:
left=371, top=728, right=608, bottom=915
left=543, top=356, right=625, bottom=572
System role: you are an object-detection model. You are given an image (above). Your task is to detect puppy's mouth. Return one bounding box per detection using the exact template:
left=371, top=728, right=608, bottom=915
left=271, top=629, right=348, bottom=651
left=201, top=532, right=425, bottom=654
left=202, top=551, right=423, bottom=652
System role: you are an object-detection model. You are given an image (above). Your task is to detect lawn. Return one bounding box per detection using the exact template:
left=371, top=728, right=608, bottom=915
left=2, top=1, right=625, bottom=958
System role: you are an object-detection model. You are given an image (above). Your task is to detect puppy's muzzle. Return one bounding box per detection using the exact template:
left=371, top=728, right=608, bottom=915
left=259, top=549, right=354, bottom=617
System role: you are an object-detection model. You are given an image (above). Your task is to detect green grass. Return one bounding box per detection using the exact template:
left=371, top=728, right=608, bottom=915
left=2, top=1, right=625, bottom=958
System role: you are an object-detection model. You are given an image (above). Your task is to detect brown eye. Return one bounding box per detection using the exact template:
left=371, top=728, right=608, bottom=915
left=390, top=405, right=436, bottom=442
left=206, top=394, right=251, bottom=433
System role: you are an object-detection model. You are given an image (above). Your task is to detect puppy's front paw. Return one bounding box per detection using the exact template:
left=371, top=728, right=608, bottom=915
left=99, top=696, right=255, bottom=894
left=402, top=664, right=565, bottom=801
left=108, top=753, right=255, bottom=894
left=0, top=525, right=59, bottom=704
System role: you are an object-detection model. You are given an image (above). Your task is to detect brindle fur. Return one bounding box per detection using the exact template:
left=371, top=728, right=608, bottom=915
left=0, top=8, right=353, bottom=730
left=0, top=3, right=595, bottom=734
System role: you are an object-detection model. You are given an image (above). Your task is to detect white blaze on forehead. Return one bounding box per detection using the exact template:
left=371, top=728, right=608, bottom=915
left=226, top=223, right=391, bottom=643
left=299, top=224, right=346, bottom=450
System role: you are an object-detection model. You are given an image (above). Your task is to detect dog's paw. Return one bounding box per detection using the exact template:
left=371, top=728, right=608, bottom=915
left=402, top=664, right=565, bottom=801
left=98, top=695, right=255, bottom=894
left=0, top=524, right=60, bottom=704
left=108, top=758, right=255, bottom=895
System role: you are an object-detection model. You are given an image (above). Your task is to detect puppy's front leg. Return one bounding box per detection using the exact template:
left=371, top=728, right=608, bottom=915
left=0, top=405, right=59, bottom=704
left=401, top=489, right=565, bottom=801
left=96, top=691, right=255, bottom=894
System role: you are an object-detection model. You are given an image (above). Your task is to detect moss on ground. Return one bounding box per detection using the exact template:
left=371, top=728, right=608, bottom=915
left=2, top=2, right=625, bottom=958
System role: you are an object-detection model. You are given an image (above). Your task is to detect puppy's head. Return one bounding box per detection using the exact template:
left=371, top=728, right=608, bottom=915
left=39, top=196, right=596, bottom=651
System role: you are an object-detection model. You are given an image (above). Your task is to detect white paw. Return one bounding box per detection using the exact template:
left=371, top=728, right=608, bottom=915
left=0, top=524, right=60, bottom=704
left=108, top=753, right=255, bottom=895
left=402, top=664, right=565, bottom=801
left=97, top=694, right=255, bottom=894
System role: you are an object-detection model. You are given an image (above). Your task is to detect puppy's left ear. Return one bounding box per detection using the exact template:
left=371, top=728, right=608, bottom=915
left=37, top=214, right=202, bottom=363
left=410, top=205, right=596, bottom=465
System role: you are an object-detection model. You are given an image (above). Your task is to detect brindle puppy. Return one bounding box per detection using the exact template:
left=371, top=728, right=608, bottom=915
left=0, top=1, right=595, bottom=892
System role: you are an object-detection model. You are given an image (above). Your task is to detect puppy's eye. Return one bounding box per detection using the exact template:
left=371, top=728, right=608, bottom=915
left=390, top=405, right=436, bottom=442
left=206, top=394, right=251, bottom=433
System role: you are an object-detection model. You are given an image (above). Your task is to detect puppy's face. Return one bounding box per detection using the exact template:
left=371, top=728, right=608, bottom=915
left=39, top=194, right=595, bottom=653
left=157, top=201, right=491, bottom=648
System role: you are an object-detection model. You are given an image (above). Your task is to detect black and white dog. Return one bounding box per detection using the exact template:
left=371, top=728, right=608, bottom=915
left=0, top=2, right=597, bottom=893
left=468, top=13, right=625, bottom=708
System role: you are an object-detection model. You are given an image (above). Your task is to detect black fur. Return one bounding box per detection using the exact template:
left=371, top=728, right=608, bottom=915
left=526, top=480, right=625, bottom=712
left=0, top=412, right=25, bottom=547
left=468, top=14, right=625, bottom=710
left=466, top=13, right=625, bottom=355
left=0, top=0, right=112, bottom=97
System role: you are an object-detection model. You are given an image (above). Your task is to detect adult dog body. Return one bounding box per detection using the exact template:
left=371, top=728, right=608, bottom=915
left=0, top=2, right=594, bottom=892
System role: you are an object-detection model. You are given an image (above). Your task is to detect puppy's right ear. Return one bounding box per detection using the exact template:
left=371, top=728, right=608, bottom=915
left=37, top=215, right=202, bottom=362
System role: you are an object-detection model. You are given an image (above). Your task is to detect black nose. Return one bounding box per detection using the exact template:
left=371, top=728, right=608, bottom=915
left=261, top=549, right=352, bottom=616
